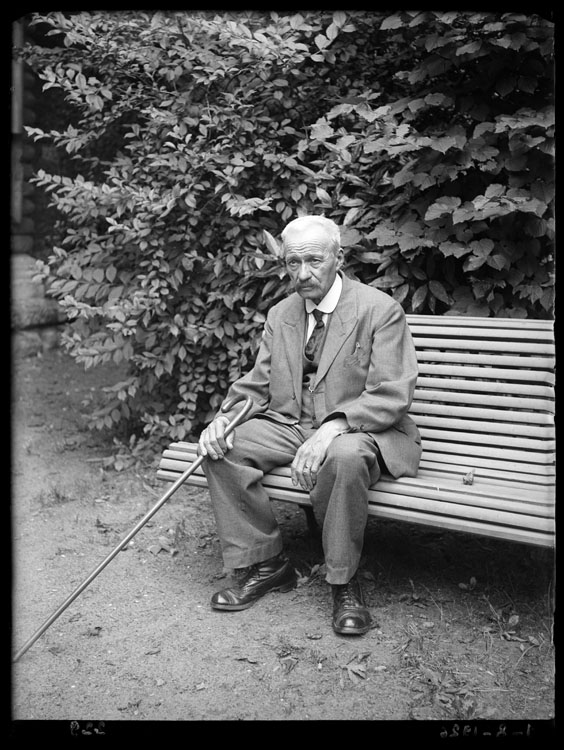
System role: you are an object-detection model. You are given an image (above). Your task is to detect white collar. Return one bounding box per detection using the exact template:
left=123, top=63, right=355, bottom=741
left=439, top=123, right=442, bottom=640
left=304, top=273, right=343, bottom=315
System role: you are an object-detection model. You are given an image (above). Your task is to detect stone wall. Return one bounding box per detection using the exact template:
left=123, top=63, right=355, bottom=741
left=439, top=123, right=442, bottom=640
left=11, top=254, right=65, bottom=357
left=12, top=23, right=70, bottom=357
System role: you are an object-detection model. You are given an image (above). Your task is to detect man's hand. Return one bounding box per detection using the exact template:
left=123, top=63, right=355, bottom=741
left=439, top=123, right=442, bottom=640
left=197, top=415, right=234, bottom=460
left=291, top=418, right=349, bottom=491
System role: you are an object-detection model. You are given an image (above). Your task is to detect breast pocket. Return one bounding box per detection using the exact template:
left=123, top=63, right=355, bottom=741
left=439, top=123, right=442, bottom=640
left=341, top=342, right=368, bottom=370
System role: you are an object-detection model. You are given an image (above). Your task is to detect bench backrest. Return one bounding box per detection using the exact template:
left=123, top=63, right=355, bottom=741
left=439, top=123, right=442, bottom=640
left=406, top=315, right=555, bottom=490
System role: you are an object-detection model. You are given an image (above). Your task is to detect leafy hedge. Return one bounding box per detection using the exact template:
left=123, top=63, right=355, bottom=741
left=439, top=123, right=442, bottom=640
left=22, top=10, right=554, bottom=445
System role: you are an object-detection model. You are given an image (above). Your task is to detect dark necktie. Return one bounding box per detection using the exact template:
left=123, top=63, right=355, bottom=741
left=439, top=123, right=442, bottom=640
left=305, top=309, right=325, bottom=360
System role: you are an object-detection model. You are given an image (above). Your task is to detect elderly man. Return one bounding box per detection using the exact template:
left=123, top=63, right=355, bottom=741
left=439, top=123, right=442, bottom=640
left=198, top=215, right=421, bottom=635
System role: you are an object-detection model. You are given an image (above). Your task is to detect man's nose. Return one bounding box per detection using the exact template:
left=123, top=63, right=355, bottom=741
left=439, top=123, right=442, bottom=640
left=297, top=263, right=311, bottom=280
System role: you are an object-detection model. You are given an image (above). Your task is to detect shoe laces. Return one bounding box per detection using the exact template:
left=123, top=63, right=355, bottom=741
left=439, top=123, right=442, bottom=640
left=334, top=579, right=363, bottom=608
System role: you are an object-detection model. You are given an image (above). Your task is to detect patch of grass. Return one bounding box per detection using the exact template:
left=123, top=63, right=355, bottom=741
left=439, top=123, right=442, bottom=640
left=37, top=479, right=93, bottom=507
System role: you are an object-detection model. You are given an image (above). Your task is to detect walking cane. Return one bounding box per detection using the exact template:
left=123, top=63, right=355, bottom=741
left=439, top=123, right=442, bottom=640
left=12, top=395, right=253, bottom=663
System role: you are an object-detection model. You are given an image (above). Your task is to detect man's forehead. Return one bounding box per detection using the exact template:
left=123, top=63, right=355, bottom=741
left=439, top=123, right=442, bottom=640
left=283, top=226, right=332, bottom=252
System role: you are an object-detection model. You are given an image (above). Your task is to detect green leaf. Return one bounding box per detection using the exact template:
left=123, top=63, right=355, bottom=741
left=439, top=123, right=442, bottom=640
left=316, top=187, right=332, bottom=205
left=456, top=41, right=483, bottom=56
left=339, top=227, right=363, bottom=247
left=333, top=11, right=347, bottom=27
left=439, top=242, right=470, bottom=258
left=380, top=13, right=404, bottom=30
left=411, top=284, right=428, bottom=310
left=393, top=283, right=410, bottom=304
left=263, top=230, right=282, bottom=258
left=425, top=197, right=462, bottom=221
left=310, top=119, right=334, bottom=141
left=464, top=241, right=492, bottom=271
left=429, top=280, right=450, bottom=303
left=314, top=34, right=330, bottom=50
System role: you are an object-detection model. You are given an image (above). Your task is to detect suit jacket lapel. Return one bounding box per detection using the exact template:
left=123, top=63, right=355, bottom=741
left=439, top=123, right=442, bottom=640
left=281, top=298, right=306, bottom=402
left=314, top=275, right=358, bottom=386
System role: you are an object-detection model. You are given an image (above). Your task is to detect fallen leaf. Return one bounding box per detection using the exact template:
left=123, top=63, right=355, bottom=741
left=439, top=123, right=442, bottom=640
left=507, top=614, right=520, bottom=628
left=420, top=666, right=442, bottom=686
left=342, top=652, right=371, bottom=683
left=84, top=626, right=102, bottom=637
left=463, top=470, right=475, bottom=485
left=195, top=683, right=206, bottom=691
left=145, top=645, right=161, bottom=655
left=157, top=536, right=179, bottom=555
left=148, top=540, right=178, bottom=556
left=345, top=662, right=366, bottom=682
left=280, top=656, right=298, bottom=673
left=351, top=651, right=371, bottom=663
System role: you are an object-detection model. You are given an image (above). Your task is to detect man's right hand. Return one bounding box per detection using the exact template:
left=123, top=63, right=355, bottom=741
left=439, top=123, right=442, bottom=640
left=197, top=415, right=234, bottom=460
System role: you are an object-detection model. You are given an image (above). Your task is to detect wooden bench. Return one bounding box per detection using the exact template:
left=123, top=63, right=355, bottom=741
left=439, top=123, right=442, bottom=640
left=157, top=315, right=555, bottom=548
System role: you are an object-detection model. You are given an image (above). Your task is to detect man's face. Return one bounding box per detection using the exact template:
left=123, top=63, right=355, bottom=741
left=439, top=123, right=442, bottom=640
left=283, top=228, right=343, bottom=303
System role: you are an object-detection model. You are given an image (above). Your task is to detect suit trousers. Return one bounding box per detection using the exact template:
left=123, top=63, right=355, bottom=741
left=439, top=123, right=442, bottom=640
left=202, top=416, right=383, bottom=584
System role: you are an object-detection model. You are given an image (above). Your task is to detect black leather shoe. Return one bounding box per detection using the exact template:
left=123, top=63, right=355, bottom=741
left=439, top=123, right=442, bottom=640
left=211, top=553, right=297, bottom=611
left=332, top=576, right=372, bottom=635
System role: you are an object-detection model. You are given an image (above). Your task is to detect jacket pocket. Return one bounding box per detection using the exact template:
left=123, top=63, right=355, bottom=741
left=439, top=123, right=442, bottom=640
left=341, top=342, right=367, bottom=369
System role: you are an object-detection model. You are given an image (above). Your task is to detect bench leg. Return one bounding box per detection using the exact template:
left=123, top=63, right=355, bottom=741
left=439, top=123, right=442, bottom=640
left=300, top=504, right=320, bottom=538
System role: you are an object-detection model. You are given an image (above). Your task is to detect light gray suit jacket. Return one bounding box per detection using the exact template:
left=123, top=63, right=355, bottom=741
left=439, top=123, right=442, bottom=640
left=218, top=273, right=422, bottom=478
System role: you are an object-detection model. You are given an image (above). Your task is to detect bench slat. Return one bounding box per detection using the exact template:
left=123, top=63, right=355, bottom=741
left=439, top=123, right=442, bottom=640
left=419, top=427, right=555, bottom=453
left=413, top=388, right=554, bottom=412
left=409, top=325, right=554, bottom=343
left=417, top=463, right=555, bottom=488
left=421, top=429, right=555, bottom=464
left=412, top=417, right=553, bottom=440
left=417, top=364, right=555, bottom=383
left=416, top=352, right=554, bottom=370
left=411, top=337, right=553, bottom=355
left=420, top=450, right=555, bottom=484
left=416, top=377, right=554, bottom=398
left=412, top=406, right=554, bottom=425
left=406, top=315, right=553, bottom=331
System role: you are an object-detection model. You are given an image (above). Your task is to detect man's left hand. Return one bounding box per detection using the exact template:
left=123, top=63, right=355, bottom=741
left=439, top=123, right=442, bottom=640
left=291, top=418, right=349, bottom=491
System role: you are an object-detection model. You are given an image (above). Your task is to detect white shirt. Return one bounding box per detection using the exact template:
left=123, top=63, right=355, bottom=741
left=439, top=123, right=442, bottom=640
left=305, top=274, right=343, bottom=340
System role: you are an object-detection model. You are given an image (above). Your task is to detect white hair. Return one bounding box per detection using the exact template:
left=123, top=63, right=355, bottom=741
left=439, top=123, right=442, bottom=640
left=281, top=215, right=341, bottom=254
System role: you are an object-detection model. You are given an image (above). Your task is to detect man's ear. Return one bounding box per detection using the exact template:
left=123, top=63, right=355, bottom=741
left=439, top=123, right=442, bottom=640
left=337, top=248, right=345, bottom=269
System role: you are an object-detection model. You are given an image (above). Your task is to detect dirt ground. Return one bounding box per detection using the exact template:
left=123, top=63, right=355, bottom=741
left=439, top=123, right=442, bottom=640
left=10, top=334, right=556, bottom=735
